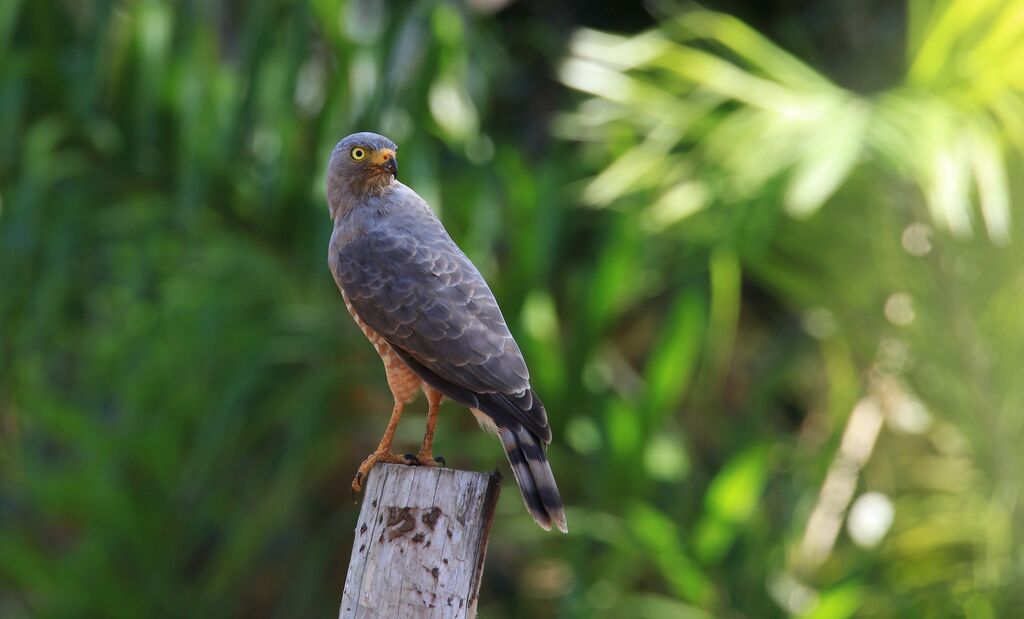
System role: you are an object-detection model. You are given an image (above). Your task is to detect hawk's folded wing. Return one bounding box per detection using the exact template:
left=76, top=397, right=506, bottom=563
left=332, top=224, right=551, bottom=443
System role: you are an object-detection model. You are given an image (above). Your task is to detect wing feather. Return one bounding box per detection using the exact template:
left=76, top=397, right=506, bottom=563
left=332, top=220, right=550, bottom=441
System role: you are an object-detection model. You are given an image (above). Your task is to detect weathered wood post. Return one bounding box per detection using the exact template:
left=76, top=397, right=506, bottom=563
left=340, top=464, right=502, bottom=618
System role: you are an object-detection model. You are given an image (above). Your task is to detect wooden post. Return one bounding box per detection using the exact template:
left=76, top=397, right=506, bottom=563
left=340, top=464, right=502, bottom=619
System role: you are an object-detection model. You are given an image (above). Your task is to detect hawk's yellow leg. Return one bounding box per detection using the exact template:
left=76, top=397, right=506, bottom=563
left=351, top=400, right=409, bottom=492
left=415, top=388, right=444, bottom=465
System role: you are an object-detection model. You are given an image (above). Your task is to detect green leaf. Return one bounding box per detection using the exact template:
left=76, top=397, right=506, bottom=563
left=694, top=444, right=770, bottom=562
left=785, top=98, right=868, bottom=216
left=629, top=504, right=717, bottom=606
left=801, top=583, right=863, bottom=619
left=644, top=291, right=705, bottom=420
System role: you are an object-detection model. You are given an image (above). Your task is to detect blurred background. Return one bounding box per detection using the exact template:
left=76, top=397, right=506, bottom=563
left=2, top=0, right=1023, bottom=617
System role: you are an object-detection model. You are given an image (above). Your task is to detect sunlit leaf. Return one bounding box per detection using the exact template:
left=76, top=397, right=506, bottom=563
left=563, top=4, right=1022, bottom=241
left=694, top=444, right=770, bottom=562
left=629, top=504, right=717, bottom=605
left=801, top=582, right=863, bottom=619
left=644, top=291, right=705, bottom=420
left=785, top=99, right=868, bottom=216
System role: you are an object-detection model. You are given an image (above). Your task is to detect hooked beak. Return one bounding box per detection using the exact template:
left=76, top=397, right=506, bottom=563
left=373, top=148, right=398, bottom=178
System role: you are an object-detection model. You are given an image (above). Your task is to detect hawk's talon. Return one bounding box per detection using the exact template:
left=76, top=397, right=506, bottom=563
left=351, top=450, right=408, bottom=493
left=433, top=456, right=446, bottom=467
left=398, top=452, right=443, bottom=468
left=351, top=470, right=365, bottom=494
left=412, top=449, right=441, bottom=468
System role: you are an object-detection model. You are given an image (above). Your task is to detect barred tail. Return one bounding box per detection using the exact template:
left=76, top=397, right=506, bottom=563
left=498, top=425, right=568, bottom=534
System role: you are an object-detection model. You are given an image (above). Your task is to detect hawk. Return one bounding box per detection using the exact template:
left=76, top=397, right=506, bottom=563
left=326, top=132, right=567, bottom=533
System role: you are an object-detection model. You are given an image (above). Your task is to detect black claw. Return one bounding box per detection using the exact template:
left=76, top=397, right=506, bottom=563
left=351, top=472, right=363, bottom=503
left=403, top=453, right=421, bottom=465
left=433, top=456, right=446, bottom=467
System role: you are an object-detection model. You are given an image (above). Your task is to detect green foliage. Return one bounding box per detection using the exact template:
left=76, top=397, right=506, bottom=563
left=558, top=0, right=1024, bottom=616
left=2, top=0, right=1022, bottom=618
left=560, top=0, right=1024, bottom=240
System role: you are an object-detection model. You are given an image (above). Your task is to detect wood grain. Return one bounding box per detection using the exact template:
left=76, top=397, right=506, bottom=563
left=340, top=464, right=501, bottom=619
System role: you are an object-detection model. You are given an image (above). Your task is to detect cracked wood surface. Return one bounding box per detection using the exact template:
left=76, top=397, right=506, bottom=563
left=340, top=464, right=502, bottom=619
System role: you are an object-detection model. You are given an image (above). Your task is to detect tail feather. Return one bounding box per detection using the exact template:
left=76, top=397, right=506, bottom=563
left=498, top=426, right=568, bottom=534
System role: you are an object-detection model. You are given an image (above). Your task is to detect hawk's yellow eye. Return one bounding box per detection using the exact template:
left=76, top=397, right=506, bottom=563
left=351, top=147, right=366, bottom=160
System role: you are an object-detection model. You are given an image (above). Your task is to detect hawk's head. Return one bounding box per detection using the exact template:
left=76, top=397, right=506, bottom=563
left=328, top=132, right=399, bottom=199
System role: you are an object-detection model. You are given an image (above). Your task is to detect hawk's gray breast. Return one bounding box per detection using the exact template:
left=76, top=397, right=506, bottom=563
left=331, top=188, right=551, bottom=443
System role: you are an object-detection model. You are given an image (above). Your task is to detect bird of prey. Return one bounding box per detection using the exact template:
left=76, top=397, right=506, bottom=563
left=325, top=132, right=567, bottom=533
